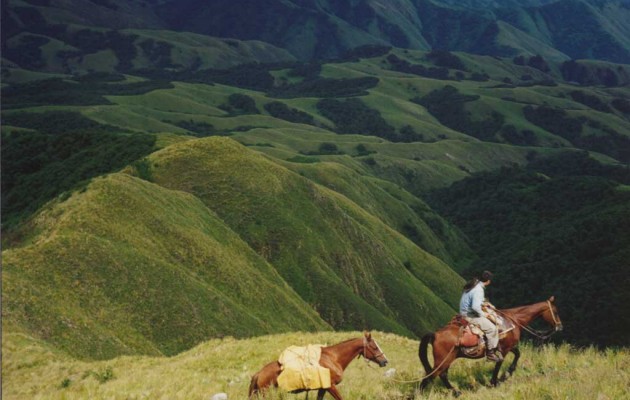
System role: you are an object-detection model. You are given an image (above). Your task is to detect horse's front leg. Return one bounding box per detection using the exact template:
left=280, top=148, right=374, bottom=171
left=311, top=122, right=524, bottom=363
left=506, top=347, right=520, bottom=377
left=324, top=384, right=343, bottom=400
left=490, top=359, right=504, bottom=386
left=316, top=389, right=326, bottom=400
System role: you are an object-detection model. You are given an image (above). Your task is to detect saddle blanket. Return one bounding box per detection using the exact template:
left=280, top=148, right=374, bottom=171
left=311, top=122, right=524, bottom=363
left=277, top=345, right=332, bottom=391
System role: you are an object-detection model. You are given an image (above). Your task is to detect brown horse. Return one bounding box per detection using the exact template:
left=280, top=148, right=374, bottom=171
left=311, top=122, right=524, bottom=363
left=249, top=331, right=388, bottom=399
left=418, top=296, right=563, bottom=397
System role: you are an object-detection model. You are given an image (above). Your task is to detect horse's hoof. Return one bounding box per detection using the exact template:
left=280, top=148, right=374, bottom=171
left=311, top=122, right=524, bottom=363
left=453, top=390, right=462, bottom=397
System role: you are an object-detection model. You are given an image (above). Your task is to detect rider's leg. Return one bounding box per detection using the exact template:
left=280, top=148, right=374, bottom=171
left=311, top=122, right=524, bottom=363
left=475, top=317, right=502, bottom=361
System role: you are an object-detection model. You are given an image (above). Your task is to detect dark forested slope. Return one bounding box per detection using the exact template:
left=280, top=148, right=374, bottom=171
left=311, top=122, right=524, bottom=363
left=427, top=152, right=630, bottom=346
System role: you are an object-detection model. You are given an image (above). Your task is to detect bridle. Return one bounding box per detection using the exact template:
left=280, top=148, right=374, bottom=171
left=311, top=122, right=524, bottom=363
left=547, top=300, right=562, bottom=329
left=361, top=337, right=386, bottom=365
left=497, top=300, right=562, bottom=341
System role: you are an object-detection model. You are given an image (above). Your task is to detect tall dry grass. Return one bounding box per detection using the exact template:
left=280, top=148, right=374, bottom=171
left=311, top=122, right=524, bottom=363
left=2, top=330, right=628, bottom=400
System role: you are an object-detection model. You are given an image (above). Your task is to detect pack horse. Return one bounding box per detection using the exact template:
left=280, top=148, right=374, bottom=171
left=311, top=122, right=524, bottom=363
left=249, top=331, right=388, bottom=399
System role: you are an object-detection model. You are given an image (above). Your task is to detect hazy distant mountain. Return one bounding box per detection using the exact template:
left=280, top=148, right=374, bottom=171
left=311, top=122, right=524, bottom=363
left=433, top=0, right=561, bottom=8
left=3, top=0, right=629, bottom=68
left=434, top=0, right=630, bottom=8
left=153, top=0, right=630, bottom=61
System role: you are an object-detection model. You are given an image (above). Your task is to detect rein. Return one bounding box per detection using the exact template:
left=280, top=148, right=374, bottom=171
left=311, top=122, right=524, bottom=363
left=361, top=336, right=451, bottom=384
left=496, top=301, right=560, bottom=341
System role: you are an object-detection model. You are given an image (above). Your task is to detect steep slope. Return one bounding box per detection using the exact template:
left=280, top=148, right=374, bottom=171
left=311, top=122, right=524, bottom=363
left=2, top=172, right=329, bottom=359
left=151, top=0, right=630, bottom=62
left=144, top=137, right=463, bottom=336
left=493, top=21, right=570, bottom=62
left=497, top=0, right=630, bottom=63
left=155, top=0, right=429, bottom=61
left=428, top=152, right=630, bottom=346
left=2, top=136, right=466, bottom=360
left=279, top=159, right=475, bottom=269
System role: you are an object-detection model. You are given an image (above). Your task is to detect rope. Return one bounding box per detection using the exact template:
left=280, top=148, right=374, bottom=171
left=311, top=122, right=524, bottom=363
left=388, top=346, right=456, bottom=384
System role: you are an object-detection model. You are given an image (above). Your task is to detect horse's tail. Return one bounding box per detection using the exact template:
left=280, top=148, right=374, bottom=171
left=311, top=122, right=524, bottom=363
left=248, top=372, right=260, bottom=398
left=419, top=332, right=435, bottom=375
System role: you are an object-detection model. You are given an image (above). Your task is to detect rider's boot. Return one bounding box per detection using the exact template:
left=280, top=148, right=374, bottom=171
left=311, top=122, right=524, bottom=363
left=486, top=348, right=503, bottom=362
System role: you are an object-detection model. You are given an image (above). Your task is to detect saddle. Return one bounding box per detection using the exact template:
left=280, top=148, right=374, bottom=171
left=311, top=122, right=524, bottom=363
left=457, top=318, right=485, bottom=347
left=451, top=313, right=516, bottom=350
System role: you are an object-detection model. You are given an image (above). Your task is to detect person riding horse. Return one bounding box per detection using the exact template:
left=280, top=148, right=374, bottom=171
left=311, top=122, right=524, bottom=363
left=459, top=270, right=502, bottom=362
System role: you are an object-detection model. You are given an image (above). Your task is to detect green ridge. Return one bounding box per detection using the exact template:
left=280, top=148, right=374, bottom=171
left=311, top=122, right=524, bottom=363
left=3, top=173, right=329, bottom=359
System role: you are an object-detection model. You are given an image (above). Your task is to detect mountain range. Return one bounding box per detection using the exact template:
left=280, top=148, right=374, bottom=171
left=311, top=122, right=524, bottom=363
left=2, top=0, right=629, bottom=360
left=3, top=0, right=630, bottom=72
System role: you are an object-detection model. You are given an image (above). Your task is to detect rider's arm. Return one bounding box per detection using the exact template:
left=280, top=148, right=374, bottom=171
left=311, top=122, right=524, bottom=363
left=471, top=286, right=485, bottom=317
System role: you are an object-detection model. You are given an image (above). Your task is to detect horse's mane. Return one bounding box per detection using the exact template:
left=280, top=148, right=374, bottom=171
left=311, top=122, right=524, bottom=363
left=338, top=337, right=361, bottom=344
left=325, top=337, right=362, bottom=349
left=500, top=300, right=547, bottom=318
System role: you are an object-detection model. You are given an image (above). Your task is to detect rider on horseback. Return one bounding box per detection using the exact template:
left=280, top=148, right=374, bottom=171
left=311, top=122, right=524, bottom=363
left=459, top=270, right=503, bottom=362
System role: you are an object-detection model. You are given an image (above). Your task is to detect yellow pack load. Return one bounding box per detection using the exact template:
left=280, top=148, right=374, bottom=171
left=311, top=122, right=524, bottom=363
left=277, top=344, right=332, bottom=391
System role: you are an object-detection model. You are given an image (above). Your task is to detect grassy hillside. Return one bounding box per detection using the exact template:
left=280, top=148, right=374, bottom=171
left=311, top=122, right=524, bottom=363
left=3, top=45, right=629, bottom=357
left=3, top=330, right=629, bottom=400
left=2, top=135, right=467, bottom=359
left=142, top=137, right=464, bottom=335
left=2, top=172, right=329, bottom=359
left=3, top=8, right=630, bottom=400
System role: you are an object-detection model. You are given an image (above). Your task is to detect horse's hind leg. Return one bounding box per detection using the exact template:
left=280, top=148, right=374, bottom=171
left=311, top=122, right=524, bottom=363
left=439, top=368, right=461, bottom=398
left=420, top=346, right=458, bottom=393
left=419, top=371, right=434, bottom=391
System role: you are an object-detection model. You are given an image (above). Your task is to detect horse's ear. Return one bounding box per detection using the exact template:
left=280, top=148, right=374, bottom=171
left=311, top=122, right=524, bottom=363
left=364, top=331, right=371, bottom=340
left=549, top=296, right=555, bottom=303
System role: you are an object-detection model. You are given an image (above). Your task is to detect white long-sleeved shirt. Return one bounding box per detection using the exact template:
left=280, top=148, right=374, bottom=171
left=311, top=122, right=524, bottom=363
left=459, top=281, right=485, bottom=317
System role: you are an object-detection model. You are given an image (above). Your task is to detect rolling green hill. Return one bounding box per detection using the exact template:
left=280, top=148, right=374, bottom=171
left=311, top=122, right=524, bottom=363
left=2, top=171, right=330, bottom=358
left=2, top=38, right=629, bottom=359
left=2, top=136, right=465, bottom=359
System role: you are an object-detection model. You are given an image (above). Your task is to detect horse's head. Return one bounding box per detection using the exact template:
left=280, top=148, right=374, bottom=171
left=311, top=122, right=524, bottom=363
left=362, top=331, right=388, bottom=367
left=542, top=296, right=563, bottom=332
